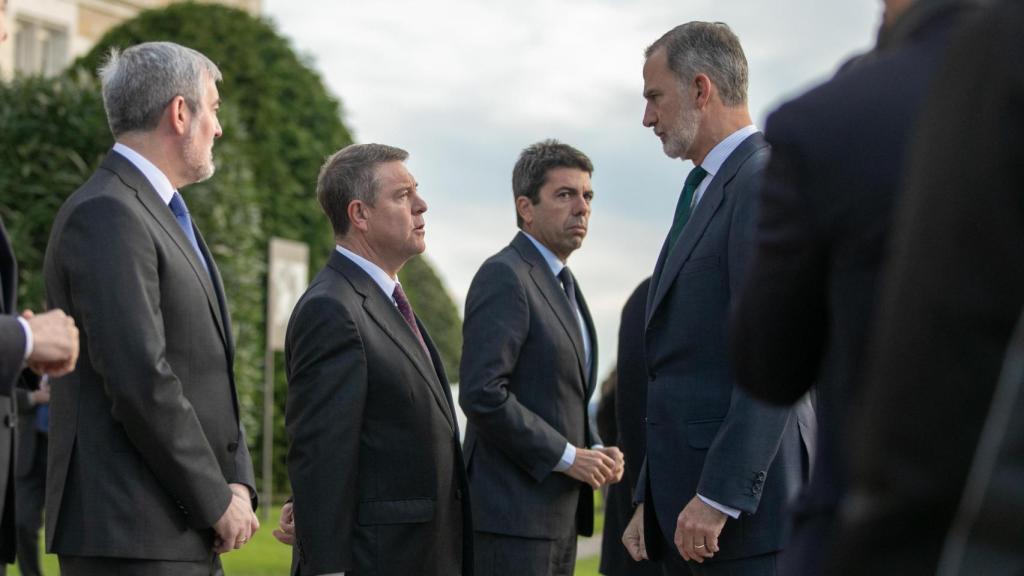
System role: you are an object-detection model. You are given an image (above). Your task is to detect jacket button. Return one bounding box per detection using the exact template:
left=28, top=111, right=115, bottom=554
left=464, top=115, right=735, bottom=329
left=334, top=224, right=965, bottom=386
left=227, top=442, right=239, bottom=452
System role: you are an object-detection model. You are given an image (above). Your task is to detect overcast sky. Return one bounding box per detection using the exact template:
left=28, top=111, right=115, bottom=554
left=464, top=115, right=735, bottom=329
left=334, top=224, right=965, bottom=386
left=262, top=0, right=881, bottom=383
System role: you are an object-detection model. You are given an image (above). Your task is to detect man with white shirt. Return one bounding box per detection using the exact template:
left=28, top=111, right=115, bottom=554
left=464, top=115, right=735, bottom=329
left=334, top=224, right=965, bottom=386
left=284, top=143, right=471, bottom=576
left=620, top=23, right=814, bottom=576
left=459, top=140, right=624, bottom=576
left=43, top=42, right=258, bottom=575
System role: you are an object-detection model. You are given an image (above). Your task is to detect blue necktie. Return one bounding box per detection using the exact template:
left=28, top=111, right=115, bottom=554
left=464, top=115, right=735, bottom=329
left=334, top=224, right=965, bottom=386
left=168, top=192, right=209, bottom=275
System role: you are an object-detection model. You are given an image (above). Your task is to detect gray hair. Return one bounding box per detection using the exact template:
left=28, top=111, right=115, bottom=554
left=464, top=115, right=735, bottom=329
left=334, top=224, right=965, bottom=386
left=646, top=22, right=748, bottom=107
left=512, top=139, right=593, bottom=228
left=99, top=41, right=222, bottom=138
left=317, top=143, right=410, bottom=237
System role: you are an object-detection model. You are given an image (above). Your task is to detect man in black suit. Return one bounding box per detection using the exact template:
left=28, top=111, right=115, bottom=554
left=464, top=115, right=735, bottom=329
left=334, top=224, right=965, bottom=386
left=44, top=42, right=259, bottom=575
left=285, top=143, right=471, bottom=576
left=460, top=140, right=623, bottom=576
left=600, top=278, right=660, bottom=576
left=730, top=1, right=978, bottom=574
left=621, top=22, right=813, bottom=576
left=0, top=3, right=79, bottom=571
left=835, top=1, right=1020, bottom=573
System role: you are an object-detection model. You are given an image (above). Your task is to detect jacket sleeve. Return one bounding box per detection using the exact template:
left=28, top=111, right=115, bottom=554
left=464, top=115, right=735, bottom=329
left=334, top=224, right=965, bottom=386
left=459, top=260, right=568, bottom=482
left=57, top=196, right=232, bottom=529
left=0, top=316, right=26, bottom=397
left=286, top=294, right=365, bottom=575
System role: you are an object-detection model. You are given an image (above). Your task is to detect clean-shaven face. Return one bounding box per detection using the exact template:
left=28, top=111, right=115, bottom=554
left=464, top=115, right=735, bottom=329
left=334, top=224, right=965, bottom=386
left=364, top=160, right=428, bottom=266
left=520, top=167, right=593, bottom=261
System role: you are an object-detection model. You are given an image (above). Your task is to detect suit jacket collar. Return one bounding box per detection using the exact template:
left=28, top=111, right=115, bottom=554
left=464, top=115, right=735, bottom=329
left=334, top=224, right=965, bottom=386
left=99, top=151, right=229, bottom=350
left=510, top=232, right=591, bottom=392
left=327, top=251, right=456, bottom=430
left=647, top=132, right=768, bottom=325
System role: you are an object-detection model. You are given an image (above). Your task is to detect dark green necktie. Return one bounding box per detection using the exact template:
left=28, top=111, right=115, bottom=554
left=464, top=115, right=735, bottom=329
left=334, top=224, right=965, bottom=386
left=666, top=165, right=708, bottom=255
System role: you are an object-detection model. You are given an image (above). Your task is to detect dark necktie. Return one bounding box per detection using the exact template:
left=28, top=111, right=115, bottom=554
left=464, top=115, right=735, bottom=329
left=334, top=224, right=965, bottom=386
left=392, top=283, right=433, bottom=365
left=558, top=267, right=579, bottom=314
left=666, top=165, right=708, bottom=255
left=168, top=192, right=209, bottom=274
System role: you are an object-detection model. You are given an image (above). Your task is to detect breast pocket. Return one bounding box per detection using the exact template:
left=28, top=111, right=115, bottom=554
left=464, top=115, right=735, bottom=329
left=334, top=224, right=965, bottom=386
left=680, top=255, right=719, bottom=276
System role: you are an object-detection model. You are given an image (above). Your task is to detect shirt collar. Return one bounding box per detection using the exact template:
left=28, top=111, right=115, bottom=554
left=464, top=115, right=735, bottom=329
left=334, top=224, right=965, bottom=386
left=335, top=245, right=399, bottom=303
left=522, top=232, right=566, bottom=278
left=112, top=142, right=177, bottom=205
left=699, top=124, right=759, bottom=177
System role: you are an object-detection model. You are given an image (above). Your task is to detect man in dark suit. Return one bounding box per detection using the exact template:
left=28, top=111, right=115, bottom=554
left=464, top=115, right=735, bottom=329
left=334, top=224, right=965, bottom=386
left=621, top=22, right=814, bottom=576
left=460, top=140, right=623, bottom=576
left=600, top=278, right=660, bottom=576
left=43, top=42, right=258, bottom=575
left=729, top=1, right=978, bottom=574
left=0, top=4, right=79, bottom=572
left=835, top=1, right=1020, bottom=573
left=285, top=143, right=471, bottom=576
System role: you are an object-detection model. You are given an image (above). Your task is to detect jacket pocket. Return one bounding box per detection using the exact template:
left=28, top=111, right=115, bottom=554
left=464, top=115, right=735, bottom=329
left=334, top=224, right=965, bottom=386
left=686, top=418, right=723, bottom=449
left=680, top=255, right=719, bottom=276
left=357, top=498, right=435, bottom=526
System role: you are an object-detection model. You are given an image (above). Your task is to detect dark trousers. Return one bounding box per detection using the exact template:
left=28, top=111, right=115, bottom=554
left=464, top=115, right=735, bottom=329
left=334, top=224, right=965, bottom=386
left=474, top=530, right=577, bottom=576
left=59, top=555, right=223, bottom=576
left=15, top=434, right=46, bottom=576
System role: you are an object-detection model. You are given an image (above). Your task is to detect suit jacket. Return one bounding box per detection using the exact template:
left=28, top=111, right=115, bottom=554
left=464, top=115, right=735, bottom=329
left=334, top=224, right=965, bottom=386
left=601, top=278, right=660, bottom=576
left=459, top=231, right=599, bottom=540
left=836, top=2, right=1021, bottom=573
left=639, top=132, right=814, bottom=563
left=285, top=250, right=471, bottom=576
left=730, top=3, right=975, bottom=573
left=0, top=219, right=21, bottom=562
left=42, top=151, right=256, bottom=560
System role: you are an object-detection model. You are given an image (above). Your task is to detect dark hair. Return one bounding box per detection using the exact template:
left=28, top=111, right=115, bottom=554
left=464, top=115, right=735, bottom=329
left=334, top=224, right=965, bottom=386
left=316, top=143, right=409, bottom=237
left=512, top=139, right=593, bottom=227
left=646, top=22, right=748, bottom=106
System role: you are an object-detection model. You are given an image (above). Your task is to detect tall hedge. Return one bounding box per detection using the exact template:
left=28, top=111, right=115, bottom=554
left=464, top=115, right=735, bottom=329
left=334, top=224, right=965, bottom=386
left=1, top=2, right=463, bottom=498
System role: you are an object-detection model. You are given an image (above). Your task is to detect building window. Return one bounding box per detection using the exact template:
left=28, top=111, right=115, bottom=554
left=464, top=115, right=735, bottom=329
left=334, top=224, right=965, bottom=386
left=14, top=18, right=68, bottom=77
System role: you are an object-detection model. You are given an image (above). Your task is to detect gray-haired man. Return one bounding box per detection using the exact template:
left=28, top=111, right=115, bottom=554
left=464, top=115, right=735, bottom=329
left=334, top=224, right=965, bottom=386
left=43, top=42, right=258, bottom=575
left=621, top=23, right=814, bottom=576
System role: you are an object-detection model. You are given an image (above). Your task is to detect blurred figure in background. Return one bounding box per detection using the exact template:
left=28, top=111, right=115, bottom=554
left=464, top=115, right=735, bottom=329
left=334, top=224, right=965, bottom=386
left=731, top=0, right=980, bottom=574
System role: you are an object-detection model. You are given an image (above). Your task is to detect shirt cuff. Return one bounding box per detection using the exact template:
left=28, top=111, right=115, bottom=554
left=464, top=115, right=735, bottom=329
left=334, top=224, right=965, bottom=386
left=16, top=316, right=33, bottom=361
left=553, top=442, right=576, bottom=472
left=698, top=494, right=741, bottom=519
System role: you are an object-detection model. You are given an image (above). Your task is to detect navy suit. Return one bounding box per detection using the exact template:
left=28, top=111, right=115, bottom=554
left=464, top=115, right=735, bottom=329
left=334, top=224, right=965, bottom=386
left=731, top=3, right=977, bottom=574
left=0, top=220, right=20, bottom=564
left=639, top=132, right=813, bottom=571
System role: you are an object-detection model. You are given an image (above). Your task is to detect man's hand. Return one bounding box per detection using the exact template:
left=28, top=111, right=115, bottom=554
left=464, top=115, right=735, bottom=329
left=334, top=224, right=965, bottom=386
left=22, top=309, right=79, bottom=377
left=28, top=379, right=50, bottom=406
left=622, top=503, right=648, bottom=561
left=598, top=446, right=625, bottom=484
left=273, top=501, right=295, bottom=545
left=213, top=484, right=258, bottom=554
left=674, top=495, right=726, bottom=563
left=564, top=447, right=615, bottom=489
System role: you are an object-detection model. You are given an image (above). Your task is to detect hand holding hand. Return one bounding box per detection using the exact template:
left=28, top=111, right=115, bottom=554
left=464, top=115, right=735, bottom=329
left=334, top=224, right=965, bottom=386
left=674, top=495, right=726, bottom=563
left=273, top=501, right=296, bottom=545
left=564, top=447, right=615, bottom=489
left=622, top=503, right=648, bottom=561
left=23, top=309, right=79, bottom=377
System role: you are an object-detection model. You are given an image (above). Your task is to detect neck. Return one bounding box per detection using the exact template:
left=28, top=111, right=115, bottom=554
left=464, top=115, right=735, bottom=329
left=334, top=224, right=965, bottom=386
left=338, top=236, right=401, bottom=278
left=117, top=133, right=186, bottom=189
left=688, top=105, right=753, bottom=166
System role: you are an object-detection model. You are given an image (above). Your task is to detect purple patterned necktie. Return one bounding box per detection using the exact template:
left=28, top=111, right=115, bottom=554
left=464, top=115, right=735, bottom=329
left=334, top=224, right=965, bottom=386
left=392, top=283, right=433, bottom=363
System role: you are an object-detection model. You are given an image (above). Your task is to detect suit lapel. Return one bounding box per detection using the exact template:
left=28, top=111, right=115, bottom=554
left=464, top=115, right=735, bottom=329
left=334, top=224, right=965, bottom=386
left=578, top=287, right=598, bottom=395
left=512, top=233, right=588, bottom=392
left=102, top=152, right=229, bottom=348
left=329, top=252, right=456, bottom=431
left=647, top=133, right=766, bottom=326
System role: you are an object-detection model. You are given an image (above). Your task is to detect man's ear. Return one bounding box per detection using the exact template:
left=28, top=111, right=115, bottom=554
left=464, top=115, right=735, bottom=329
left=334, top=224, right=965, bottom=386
left=516, top=195, right=534, bottom=227
left=348, top=200, right=370, bottom=232
left=693, top=74, right=713, bottom=110
left=166, top=95, right=190, bottom=136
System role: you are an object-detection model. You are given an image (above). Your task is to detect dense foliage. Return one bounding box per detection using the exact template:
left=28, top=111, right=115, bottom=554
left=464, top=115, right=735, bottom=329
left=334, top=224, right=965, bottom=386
left=1, top=2, right=463, bottom=497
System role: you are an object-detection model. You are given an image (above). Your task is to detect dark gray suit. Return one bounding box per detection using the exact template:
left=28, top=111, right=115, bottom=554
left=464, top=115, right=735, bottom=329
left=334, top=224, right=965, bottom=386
left=0, top=219, right=21, bottom=564
left=43, top=151, right=255, bottom=568
left=460, top=232, right=599, bottom=573
left=639, top=133, right=813, bottom=572
left=285, top=250, right=471, bottom=576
